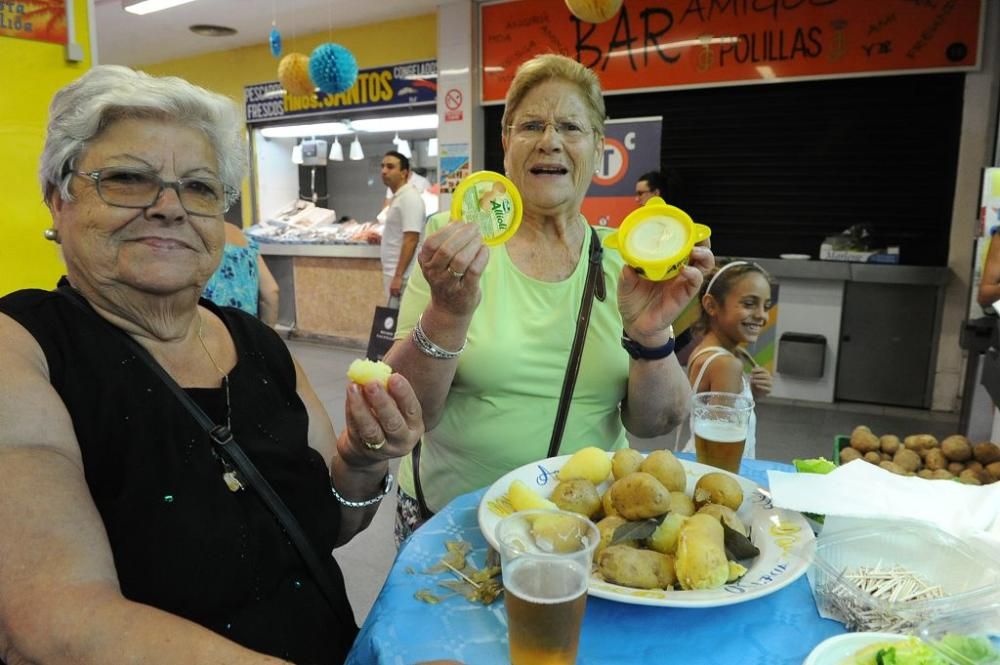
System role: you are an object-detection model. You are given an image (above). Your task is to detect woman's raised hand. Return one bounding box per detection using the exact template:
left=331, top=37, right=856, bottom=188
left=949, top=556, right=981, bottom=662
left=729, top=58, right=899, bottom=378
left=618, top=245, right=715, bottom=344
left=417, top=222, right=490, bottom=316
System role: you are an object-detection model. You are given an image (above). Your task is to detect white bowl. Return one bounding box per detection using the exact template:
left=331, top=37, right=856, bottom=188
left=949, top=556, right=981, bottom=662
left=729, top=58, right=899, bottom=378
left=802, top=632, right=907, bottom=665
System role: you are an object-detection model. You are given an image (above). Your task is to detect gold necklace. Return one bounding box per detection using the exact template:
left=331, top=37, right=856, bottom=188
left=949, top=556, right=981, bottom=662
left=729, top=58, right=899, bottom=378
left=196, top=313, right=244, bottom=493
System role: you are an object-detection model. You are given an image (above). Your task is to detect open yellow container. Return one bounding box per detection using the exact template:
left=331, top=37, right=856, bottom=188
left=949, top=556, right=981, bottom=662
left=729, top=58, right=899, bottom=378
left=603, top=197, right=711, bottom=281
left=450, top=171, right=523, bottom=246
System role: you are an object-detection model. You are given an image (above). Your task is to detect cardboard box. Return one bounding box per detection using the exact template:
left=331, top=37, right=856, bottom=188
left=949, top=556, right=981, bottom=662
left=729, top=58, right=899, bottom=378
left=819, top=244, right=900, bottom=263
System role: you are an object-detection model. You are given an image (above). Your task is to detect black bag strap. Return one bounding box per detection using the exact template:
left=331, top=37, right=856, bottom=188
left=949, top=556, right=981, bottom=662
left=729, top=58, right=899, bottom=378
left=547, top=226, right=605, bottom=458
left=412, top=226, right=605, bottom=518
left=54, top=285, right=352, bottom=623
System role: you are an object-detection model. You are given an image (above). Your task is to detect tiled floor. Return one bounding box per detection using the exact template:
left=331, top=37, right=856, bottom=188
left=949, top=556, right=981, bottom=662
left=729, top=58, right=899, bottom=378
left=288, top=338, right=961, bottom=625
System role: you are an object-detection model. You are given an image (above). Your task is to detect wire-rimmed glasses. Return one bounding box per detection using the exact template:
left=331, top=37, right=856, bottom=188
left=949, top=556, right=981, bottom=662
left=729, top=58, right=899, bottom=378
left=73, top=167, right=231, bottom=216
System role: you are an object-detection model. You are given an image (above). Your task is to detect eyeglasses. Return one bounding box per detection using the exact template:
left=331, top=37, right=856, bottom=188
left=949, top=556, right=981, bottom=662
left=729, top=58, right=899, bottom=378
left=506, top=120, right=594, bottom=142
left=635, top=188, right=652, bottom=198
left=73, top=167, right=231, bottom=216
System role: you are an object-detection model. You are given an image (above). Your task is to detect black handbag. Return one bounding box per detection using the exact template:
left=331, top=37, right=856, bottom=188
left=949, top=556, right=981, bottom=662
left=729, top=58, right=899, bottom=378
left=411, top=226, right=606, bottom=519
left=55, top=286, right=354, bottom=627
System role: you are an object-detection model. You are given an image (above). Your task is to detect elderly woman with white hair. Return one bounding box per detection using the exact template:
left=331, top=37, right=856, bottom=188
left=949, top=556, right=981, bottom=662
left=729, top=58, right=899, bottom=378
left=0, top=66, right=423, bottom=664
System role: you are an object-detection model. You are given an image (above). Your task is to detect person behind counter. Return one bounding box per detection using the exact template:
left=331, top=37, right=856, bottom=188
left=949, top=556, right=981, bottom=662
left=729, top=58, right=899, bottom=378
left=634, top=170, right=666, bottom=206
left=203, top=221, right=281, bottom=326
left=683, top=261, right=774, bottom=460
left=379, top=150, right=426, bottom=303
left=0, top=65, right=424, bottom=664
left=385, top=54, right=714, bottom=542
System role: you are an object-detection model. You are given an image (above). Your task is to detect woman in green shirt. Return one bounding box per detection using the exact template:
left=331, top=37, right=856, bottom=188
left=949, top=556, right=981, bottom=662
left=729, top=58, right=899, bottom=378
left=385, top=54, right=714, bottom=542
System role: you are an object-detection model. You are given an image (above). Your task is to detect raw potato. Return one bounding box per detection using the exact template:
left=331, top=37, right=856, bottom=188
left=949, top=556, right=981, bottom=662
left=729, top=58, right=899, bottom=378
left=880, top=435, right=901, bottom=455
left=696, top=503, right=748, bottom=537
left=598, top=545, right=676, bottom=590
left=973, top=442, right=1000, bottom=465
left=640, top=450, right=687, bottom=492
left=959, top=469, right=984, bottom=485
left=850, top=426, right=881, bottom=454
left=668, top=491, right=696, bottom=517
left=864, top=452, right=882, bottom=464
left=346, top=358, right=392, bottom=387
left=559, top=446, right=613, bottom=485
left=948, top=462, right=967, bottom=475
left=967, top=461, right=984, bottom=473
left=611, top=448, right=644, bottom=480
left=549, top=479, right=601, bottom=518
left=892, top=448, right=922, bottom=473
left=924, top=448, right=947, bottom=471
left=941, top=435, right=972, bottom=462
left=930, top=469, right=955, bottom=480
left=917, top=469, right=934, bottom=479
left=693, top=473, right=744, bottom=511
left=987, top=461, right=1000, bottom=481
left=904, top=434, right=938, bottom=452
left=675, top=513, right=729, bottom=590
left=840, top=447, right=862, bottom=464
left=648, top=513, right=688, bottom=555
left=610, top=472, right=671, bottom=520
left=594, top=516, right=633, bottom=561
left=879, top=461, right=907, bottom=475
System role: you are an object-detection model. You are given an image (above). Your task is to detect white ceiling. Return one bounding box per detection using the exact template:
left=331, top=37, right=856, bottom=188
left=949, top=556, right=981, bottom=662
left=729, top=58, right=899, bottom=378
left=94, top=0, right=443, bottom=66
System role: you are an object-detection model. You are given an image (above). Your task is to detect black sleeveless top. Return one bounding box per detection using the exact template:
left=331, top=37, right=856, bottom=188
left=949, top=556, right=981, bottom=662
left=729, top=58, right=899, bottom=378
left=0, top=284, right=358, bottom=664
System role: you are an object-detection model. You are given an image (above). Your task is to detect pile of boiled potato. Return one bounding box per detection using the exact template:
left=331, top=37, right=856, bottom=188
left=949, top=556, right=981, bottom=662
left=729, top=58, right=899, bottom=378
left=840, top=426, right=1000, bottom=485
left=506, top=447, right=753, bottom=592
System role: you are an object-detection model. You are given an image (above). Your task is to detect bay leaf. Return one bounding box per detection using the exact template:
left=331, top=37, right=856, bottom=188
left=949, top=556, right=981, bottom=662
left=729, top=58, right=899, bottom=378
left=610, top=516, right=664, bottom=545
left=722, top=522, right=759, bottom=561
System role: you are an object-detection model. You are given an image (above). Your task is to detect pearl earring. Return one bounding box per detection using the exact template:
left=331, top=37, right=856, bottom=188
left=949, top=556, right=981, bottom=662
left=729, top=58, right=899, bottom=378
left=43, top=228, right=60, bottom=242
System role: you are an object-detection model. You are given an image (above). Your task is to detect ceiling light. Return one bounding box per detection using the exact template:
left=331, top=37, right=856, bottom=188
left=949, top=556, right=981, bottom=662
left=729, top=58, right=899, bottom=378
left=349, top=136, right=364, bottom=160
left=427, top=137, right=438, bottom=157
left=329, top=137, right=344, bottom=161
left=260, top=122, right=351, bottom=138
left=189, top=24, right=237, bottom=37
left=123, top=0, right=199, bottom=16
left=350, top=114, right=438, bottom=133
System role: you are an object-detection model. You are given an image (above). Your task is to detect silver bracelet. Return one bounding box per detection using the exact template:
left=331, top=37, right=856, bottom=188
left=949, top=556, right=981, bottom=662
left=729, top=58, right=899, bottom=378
left=411, top=313, right=466, bottom=359
left=330, top=472, right=394, bottom=508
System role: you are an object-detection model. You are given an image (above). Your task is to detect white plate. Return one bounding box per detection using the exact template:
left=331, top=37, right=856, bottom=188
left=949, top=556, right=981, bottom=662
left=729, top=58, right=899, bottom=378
left=802, top=632, right=907, bottom=665
left=478, top=453, right=815, bottom=608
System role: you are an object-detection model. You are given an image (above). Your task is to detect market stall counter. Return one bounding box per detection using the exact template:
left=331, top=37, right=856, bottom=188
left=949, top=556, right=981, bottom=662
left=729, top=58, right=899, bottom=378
left=345, top=456, right=845, bottom=665
left=259, top=243, right=383, bottom=346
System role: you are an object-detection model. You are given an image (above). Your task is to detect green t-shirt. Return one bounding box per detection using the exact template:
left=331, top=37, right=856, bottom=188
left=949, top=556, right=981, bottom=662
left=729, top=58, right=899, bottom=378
left=396, top=213, right=630, bottom=511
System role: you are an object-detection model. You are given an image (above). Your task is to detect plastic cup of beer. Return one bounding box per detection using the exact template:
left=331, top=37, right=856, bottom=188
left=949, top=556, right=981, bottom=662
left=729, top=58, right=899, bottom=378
left=495, top=509, right=599, bottom=665
left=691, top=391, right=754, bottom=474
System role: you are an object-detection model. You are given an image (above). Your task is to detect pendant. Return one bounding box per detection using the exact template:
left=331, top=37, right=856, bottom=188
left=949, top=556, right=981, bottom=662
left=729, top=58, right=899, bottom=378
left=223, top=470, right=245, bottom=492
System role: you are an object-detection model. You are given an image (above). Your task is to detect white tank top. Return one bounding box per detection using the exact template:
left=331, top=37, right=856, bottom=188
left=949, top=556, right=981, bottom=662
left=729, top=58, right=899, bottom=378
left=682, top=346, right=757, bottom=460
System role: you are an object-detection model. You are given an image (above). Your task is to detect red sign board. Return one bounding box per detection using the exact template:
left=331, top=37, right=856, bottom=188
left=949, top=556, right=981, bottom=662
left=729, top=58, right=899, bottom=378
left=0, top=1, right=68, bottom=44
left=481, top=0, right=982, bottom=103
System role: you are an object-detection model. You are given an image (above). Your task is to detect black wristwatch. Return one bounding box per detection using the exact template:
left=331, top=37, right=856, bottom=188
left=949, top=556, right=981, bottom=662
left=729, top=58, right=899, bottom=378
left=621, top=326, right=676, bottom=360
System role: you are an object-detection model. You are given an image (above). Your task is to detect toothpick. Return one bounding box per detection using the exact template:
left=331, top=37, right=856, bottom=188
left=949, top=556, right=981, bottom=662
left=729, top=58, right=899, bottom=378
left=442, top=560, right=481, bottom=589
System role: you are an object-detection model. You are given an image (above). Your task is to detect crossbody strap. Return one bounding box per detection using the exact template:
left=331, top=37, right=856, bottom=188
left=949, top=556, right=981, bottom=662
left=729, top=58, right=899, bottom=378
left=54, top=286, right=353, bottom=625
left=547, top=226, right=606, bottom=458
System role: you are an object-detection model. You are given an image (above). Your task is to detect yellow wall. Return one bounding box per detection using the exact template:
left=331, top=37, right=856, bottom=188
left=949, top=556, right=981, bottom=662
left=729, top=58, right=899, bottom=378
left=139, top=13, right=437, bottom=230
left=0, top=0, right=93, bottom=296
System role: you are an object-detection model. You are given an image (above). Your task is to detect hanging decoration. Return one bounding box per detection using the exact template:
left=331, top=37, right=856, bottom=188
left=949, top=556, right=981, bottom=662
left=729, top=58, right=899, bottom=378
left=269, top=24, right=282, bottom=57
left=564, top=0, right=623, bottom=24
left=309, top=43, right=358, bottom=95
left=278, top=53, right=314, bottom=96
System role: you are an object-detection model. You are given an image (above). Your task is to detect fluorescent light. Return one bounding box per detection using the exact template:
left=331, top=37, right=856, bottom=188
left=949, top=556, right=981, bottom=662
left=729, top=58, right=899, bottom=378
left=123, top=0, right=199, bottom=15
left=351, top=114, right=438, bottom=133
left=260, top=122, right=351, bottom=138
left=427, top=137, right=438, bottom=157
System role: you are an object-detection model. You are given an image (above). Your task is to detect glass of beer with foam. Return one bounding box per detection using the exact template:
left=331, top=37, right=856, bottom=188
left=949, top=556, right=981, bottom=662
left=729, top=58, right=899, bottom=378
left=691, top=391, right=754, bottom=474
left=495, top=509, right=599, bottom=665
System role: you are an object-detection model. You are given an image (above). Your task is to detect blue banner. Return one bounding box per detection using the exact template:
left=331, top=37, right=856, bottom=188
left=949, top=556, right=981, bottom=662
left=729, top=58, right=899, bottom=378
left=244, top=59, right=437, bottom=124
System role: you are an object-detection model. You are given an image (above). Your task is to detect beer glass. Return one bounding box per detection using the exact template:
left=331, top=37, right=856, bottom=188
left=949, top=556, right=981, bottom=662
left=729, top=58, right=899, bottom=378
left=495, top=509, right=599, bottom=665
left=690, top=391, right=754, bottom=473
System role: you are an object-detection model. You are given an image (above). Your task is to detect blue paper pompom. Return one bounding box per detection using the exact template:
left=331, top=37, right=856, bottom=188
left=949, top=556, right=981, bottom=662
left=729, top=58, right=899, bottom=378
left=269, top=27, right=282, bottom=58
left=309, top=43, right=358, bottom=94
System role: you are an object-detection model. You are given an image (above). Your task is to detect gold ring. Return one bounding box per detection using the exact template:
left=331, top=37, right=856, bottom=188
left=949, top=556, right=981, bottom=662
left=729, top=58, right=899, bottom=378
left=447, top=266, right=465, bottom=279
left=363, top=436, right=386, bottom=450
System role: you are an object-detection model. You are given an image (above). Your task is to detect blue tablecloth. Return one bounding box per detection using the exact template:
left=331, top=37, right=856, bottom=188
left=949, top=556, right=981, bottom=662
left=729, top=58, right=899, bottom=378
left=345, top=457, right=845, bottom=665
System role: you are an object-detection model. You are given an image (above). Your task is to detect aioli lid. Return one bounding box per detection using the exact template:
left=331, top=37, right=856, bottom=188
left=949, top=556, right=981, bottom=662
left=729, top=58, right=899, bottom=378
left=450, top=171, right=523, bottom=246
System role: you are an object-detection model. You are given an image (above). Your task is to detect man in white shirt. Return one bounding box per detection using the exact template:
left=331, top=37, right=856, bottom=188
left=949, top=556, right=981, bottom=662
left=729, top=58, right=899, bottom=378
left=380, top=150, right=426, bottom=302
